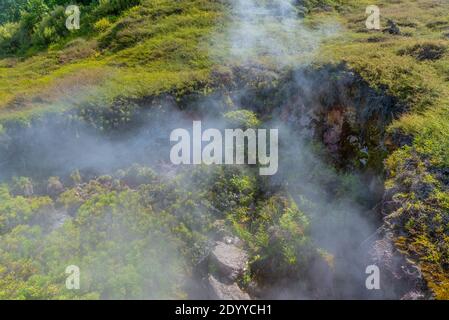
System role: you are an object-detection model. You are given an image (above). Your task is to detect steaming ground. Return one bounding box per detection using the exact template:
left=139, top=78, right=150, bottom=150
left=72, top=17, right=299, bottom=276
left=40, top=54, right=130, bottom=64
left=0, top=98, right=386, bottom=299
left=217, top=0, right=339, bottom=66
left=0, top=105, right=188, bottom=181
left=0, top=0, right=390, bottom=299
left=217, top=0, right=381, bottom=298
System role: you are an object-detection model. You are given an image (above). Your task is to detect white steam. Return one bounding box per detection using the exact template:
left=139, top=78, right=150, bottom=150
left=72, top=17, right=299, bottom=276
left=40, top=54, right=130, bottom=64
left=222, top=0, right=339, bottom=66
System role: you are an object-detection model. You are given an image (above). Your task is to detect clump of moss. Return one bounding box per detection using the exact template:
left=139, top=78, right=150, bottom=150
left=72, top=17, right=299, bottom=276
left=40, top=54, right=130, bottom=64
left=223, top=109, right=261, bottom=129
left=385, top=149, right=449, bottom=299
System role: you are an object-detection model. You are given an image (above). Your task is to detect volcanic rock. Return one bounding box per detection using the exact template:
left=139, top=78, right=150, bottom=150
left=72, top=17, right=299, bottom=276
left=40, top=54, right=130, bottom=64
left=208, top=275, right=250, bottom=300
left=210, top=242, right=248, bottom=281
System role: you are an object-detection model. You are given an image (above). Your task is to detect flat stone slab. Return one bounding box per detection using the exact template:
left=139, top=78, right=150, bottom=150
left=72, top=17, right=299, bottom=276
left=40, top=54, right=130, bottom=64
left=210, top=242, right=248, bottom=281
left=208, top=275, right=250, bottom=300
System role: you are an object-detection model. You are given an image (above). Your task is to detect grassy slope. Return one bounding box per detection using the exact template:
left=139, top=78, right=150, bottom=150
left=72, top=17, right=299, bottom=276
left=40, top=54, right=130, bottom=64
left=0, top=0, right=223, bottom=121
left=317, top=0, right=449, bottom=298
left=319, top=0, right=449, bottom=168
left=0, top=0, right=449, bottom=297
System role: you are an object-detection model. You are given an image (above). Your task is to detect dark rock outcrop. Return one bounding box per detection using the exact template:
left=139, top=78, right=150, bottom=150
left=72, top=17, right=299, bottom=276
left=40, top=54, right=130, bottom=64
left=384, top=19, right=401, bottom=35
left=368, top=232, right=428, bottom=299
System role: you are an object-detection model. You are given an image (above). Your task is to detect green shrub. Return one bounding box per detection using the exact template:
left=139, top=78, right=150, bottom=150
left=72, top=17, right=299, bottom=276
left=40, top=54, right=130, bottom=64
left=0, top=22, right=19, bottom=53
left=94, top=17, right=112, bottom=32
left=0, top=22, right=18, bottom=41
left=245, top=196, right=318, bottom=283
left=0, top=0, right=50, bottom=52
left=11, top=177, right=34, bottom=197
left=0, top=185, right=53, bottom=234
left=21, top=0, right=50, bottom=30
left=223, top=110, right=261, bottom=129
left=0, top=0, right=28, bottom=24
left=32, top=6, right=68, bottom=46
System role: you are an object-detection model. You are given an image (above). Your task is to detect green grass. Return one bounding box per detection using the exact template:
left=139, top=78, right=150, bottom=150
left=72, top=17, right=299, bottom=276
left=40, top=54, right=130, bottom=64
left=317, top=0, right=449, bottom=298
left=0, top=0, right=449, bottom=298
left=316, top=0, right=449, bottom=170
left=0, top=0, right=224, bottom=121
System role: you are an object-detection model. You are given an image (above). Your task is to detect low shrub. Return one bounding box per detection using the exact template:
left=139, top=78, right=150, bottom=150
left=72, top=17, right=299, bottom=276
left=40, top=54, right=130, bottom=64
left=94, top=17, right=112, bottom=32
left=32, top=6, right=69, bottom=46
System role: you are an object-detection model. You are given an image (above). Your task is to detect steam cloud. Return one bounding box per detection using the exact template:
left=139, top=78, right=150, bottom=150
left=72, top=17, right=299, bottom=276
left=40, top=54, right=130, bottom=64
left=0, top=0, right=390, bottom=299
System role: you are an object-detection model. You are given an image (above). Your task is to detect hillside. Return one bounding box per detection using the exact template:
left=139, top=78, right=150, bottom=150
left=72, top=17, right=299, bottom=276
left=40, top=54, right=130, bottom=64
left=0, top=0, right=448, bottom=299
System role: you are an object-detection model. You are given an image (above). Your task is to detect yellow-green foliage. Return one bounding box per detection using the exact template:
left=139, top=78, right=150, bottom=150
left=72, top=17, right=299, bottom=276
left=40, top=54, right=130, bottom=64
left=0, top=163, right=320, bottom=299
left=0, top=167, right=208, bottom=299
left=319, top=0, right=449, bottom=170
left=0, top=185, right=53, bottom=234
left=0, top=0, right=448, bottom=299
left=94, top=18, right=112, bottom=33
left=242, top=195, right=319, bottom=283
left=0, top=0, right=224, bottom=121
left=314, top=0, right=449, bottom=298
left=386, top=149, right=449, bottom=299
left=224, top=110, right=261, bottom=129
